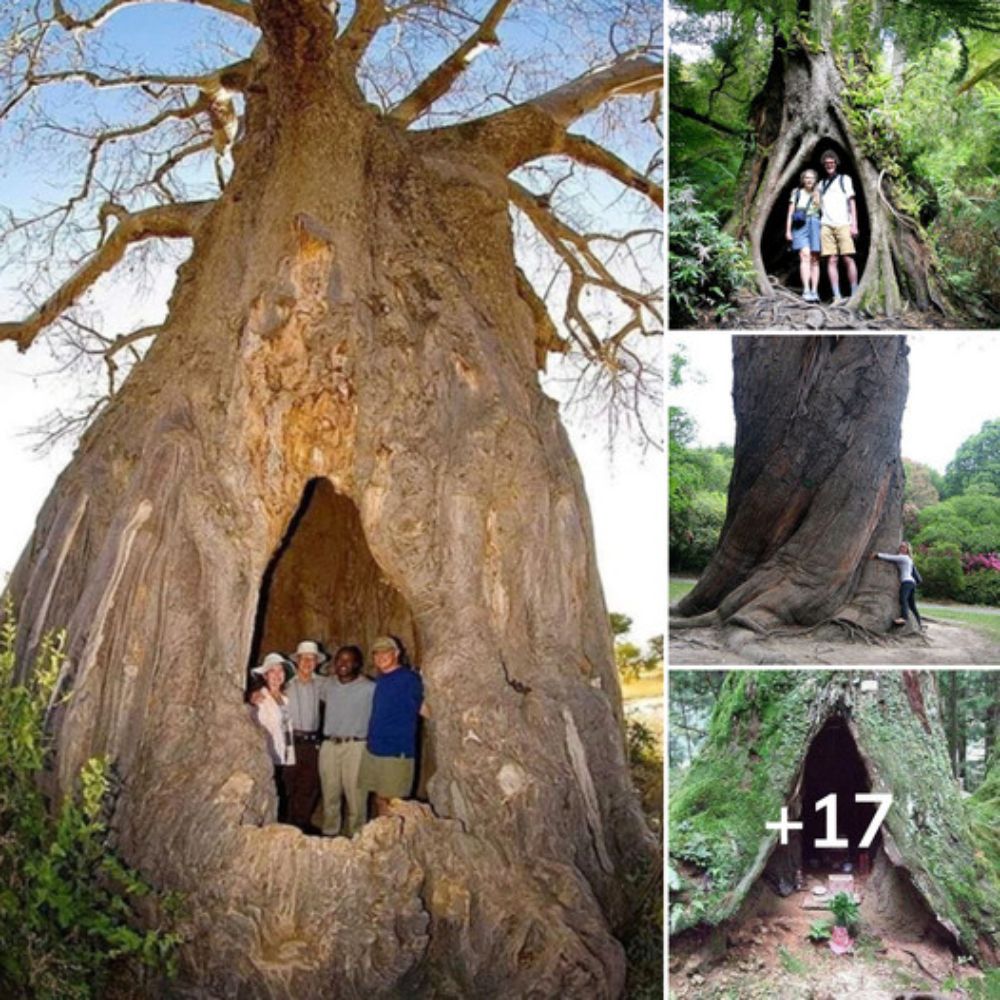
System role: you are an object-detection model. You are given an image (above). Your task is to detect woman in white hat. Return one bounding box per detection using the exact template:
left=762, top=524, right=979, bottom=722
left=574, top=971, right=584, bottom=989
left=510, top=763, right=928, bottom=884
left=249, top=652, right=296, bottom=817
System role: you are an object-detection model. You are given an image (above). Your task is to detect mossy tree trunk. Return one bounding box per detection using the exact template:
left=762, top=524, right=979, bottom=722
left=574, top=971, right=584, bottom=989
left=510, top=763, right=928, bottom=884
left=675, top=336, right=910, bottom=633
left=2, top=5, right=656, bottom=996
left=728, top=0, right=946, bottom=314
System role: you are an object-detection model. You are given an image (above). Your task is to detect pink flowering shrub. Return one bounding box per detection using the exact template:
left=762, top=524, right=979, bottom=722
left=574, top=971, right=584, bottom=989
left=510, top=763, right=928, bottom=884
left=963, top=552, right=1000, bottom=573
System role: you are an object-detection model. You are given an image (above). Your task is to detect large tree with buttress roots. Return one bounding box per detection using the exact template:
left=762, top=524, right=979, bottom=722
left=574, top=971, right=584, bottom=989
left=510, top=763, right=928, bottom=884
left=673, top=335, right=913, bottom=638
left=0, top=2, right=661, bottom=996
left=677, top=0, right=1000, bottom=315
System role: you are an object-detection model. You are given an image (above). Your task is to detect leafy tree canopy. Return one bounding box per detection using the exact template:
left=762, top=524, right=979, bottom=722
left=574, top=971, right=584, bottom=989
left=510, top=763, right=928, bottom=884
left=944, top=418, right=1000, bottom=497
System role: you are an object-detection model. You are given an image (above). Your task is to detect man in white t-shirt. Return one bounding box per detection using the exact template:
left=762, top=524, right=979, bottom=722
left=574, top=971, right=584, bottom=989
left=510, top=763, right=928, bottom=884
left=819, top=150, right=859, bottom=304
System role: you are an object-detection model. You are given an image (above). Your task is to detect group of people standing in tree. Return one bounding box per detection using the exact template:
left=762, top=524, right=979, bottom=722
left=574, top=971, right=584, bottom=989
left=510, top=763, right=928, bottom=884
left=248, top=635, right=427, bottom=837
left=784, top=150, right=860, bottom=304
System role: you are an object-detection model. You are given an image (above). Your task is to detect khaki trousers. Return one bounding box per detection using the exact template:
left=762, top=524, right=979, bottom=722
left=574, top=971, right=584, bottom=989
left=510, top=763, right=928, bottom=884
left=318, top=739, right=366, bottom=836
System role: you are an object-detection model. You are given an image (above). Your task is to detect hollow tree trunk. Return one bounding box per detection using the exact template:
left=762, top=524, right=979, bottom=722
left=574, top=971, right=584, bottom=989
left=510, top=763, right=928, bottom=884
left=675, top=336, right=909, bottom=633
left=728, top=0, right=946, bottom=315
left=5, top=33, right=651, bottom=1000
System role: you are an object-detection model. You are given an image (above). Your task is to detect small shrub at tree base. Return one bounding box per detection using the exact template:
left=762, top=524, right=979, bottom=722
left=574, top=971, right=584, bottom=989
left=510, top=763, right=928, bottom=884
left=0, top=607, right=182, bottom=999
left=669, top=184, right=754, bottom=327
left=807, top=919, right=833, bottom=942
left=827, top=891, right=860, bottom=932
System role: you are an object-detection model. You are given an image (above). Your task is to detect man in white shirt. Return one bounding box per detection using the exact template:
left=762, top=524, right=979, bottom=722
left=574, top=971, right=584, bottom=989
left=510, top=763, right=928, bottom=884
left=819, top=150, right=859, bottom=304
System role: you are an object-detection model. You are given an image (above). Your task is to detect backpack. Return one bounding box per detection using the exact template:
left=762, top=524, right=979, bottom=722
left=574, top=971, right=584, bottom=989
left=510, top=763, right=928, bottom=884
left=820, top=174, right=848, bottom=196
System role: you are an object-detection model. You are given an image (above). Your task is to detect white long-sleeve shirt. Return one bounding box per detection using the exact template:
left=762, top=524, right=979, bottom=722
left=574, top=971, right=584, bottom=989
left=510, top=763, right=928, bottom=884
left=253, top=692, right=296, bottom=765
left=876, top=552, right=915, bottom=584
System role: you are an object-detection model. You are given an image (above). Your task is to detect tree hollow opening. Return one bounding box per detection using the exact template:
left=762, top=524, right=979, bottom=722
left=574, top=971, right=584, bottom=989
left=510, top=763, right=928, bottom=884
left=248, top=479, right=433, bottom=799
left=761, top=139, right=871, bottom=299
left=250, top=478, right=418, bottom=669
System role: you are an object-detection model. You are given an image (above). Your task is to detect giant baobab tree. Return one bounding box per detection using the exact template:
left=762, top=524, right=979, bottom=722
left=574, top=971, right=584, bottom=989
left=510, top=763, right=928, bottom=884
left=0, top=2, right=662, bottom=996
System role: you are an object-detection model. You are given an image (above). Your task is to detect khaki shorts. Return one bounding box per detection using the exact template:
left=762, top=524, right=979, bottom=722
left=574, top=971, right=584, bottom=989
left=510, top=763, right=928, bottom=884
left=360, top=749, right=415, bottom=799
left=821, top=224, right=855, bottom=256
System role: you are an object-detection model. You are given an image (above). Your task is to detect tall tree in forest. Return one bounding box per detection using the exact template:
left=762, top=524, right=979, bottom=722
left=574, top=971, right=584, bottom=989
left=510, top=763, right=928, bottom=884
left=0, top=3, right=661, bottom=996
left=673, top=335, right=911, bottom=635
left=672, top=0, right=1000, bottom=315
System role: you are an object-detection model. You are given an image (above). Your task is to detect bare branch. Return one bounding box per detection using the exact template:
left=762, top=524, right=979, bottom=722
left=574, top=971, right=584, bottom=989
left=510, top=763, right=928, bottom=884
left=562, top=133, right=662, bottom=208
left=417, top=55, right=661, bottom=171
left=515, top=266, right=570, bottom=370
left=52, top=0, right=258, bottom=29
left=508, top=179, right=661, bottom=367
left=388, top=0, right=514, bottom=126
left=0, top=201, right=212, bottom=353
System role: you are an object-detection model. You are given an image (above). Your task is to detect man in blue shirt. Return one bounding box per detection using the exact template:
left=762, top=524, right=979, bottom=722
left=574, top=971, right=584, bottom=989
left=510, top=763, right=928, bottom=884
left=361, top=635, right=427, bottom=817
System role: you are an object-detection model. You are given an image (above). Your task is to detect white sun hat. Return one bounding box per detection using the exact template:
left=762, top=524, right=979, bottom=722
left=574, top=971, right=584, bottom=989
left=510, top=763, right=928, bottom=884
left=251, top=652, right=293, bottom=678
left=294, top=640, right=330, bottom=665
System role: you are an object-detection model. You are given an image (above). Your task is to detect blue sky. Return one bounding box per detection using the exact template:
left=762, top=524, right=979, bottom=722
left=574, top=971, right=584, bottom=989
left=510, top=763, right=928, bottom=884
left=0, top=2, right=665, bottom=645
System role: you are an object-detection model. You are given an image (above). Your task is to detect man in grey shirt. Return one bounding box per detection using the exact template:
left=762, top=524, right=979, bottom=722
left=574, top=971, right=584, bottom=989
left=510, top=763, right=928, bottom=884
left=283, top=640, right=328, bottom=832
left=872, top=542, right=923, bottom=629
left=318, top=646, right=375, bottom=837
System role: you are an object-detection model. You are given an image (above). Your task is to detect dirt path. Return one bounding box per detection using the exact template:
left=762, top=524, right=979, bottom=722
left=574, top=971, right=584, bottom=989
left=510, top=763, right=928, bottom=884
left=669, top=619, right=999, bottom=666
left=670, top=872, right=989, bottom=999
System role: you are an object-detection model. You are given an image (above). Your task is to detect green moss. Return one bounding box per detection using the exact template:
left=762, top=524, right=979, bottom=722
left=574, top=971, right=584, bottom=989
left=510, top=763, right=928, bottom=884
left=670, top=672, right=999, bottom=962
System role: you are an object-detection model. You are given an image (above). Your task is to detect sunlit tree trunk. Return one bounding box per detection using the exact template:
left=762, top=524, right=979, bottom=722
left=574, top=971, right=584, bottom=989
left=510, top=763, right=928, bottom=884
left=5, top=11, right=654, bottom=996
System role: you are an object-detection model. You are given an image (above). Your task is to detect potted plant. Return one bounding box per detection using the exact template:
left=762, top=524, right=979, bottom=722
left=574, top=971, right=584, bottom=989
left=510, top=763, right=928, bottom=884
left=827, top=891, right=860, bottom=954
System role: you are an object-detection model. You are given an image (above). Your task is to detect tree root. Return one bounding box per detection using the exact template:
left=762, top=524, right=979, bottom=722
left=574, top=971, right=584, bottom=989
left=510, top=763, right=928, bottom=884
left=721, top=285, right=958, bottom=331
left=669, top=611, right=720, bottom=630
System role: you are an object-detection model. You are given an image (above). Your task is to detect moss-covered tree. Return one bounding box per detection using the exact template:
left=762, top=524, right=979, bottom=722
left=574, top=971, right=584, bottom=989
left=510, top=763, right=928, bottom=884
left=670, top=670, right=998, bottom=965
left=0, top=2, right=661, bottom=996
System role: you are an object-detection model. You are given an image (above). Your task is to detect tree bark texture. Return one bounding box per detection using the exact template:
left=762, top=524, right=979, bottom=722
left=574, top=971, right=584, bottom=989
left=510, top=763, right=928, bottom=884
left=729, top=3, right=946, bottom=315
left=5, top=41, right=651, bottom=1000
left=669, top=671, right=998, bottom=964
left=675, top=336, right=909, bottom=633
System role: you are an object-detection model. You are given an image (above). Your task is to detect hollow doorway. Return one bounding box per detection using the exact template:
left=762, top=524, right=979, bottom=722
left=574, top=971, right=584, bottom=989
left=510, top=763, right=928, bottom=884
left=800, top=716, right=879, bottom=869
left=250, top=478, right=418, bottom=670
left=249, top=478, right=433, bottom=797
left=761, top=139, right=871, bottom=300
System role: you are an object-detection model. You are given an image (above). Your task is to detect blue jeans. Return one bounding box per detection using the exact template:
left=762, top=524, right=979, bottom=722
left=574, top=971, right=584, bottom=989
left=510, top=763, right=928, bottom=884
left=900, top=581, right=921, bottom=626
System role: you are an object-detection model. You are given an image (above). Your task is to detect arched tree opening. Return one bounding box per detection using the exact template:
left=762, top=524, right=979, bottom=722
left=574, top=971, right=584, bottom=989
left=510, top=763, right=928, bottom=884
left=250, top=478, right=417, bottom=669
left=760, top=139, right=871, bottom=299
left=799, top=716, right=878, bottom=868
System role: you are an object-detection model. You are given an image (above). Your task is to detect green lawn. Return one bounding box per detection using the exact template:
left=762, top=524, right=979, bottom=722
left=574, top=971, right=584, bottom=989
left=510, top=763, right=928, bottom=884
left=668, top=579, right=695, bottom=603
left=927, top=607, right=1000, bottom=644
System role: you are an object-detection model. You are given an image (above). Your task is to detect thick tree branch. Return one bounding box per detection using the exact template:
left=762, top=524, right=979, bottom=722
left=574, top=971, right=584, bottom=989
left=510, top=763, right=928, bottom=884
left=52, top=0, right=258, bottom=29
left=0, top=201, right=212, bottom=353
left=338, top=0, right=388, bottom=63
left=418, top=56, right=661, bottom=171
left=561, top=133, right=662, bottom=209
left=388, top=0, right=514, bottom=126
left=515, top=266, right=570, bottom=370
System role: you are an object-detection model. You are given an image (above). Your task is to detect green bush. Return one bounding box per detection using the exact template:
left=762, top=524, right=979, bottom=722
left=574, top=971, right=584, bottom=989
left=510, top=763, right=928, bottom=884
left=670, top=490, right=727, bottom=573
left=960, top=570, right=1000, bottom=607
left=914, top=494, right=1000, bottom=553
left=918, top=543, right=964, bottom=599
left=0, top=609, right=182, bottom=999
left=669, top=183, right=754, bottom=327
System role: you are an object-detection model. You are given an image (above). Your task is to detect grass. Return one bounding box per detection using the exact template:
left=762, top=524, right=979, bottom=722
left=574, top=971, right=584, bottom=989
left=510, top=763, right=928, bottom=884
left=669, top=579, right=696, bottom=603
left=777, top=945, right=809, bottom=976
left=622, top=671, right=663, bottom=701
left=926, top=606, right=1000, bottom=644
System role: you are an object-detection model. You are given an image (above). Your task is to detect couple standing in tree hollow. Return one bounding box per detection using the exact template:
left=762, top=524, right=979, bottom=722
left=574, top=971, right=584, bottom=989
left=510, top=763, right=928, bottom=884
left=784, top=150, right=859, bottom=304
